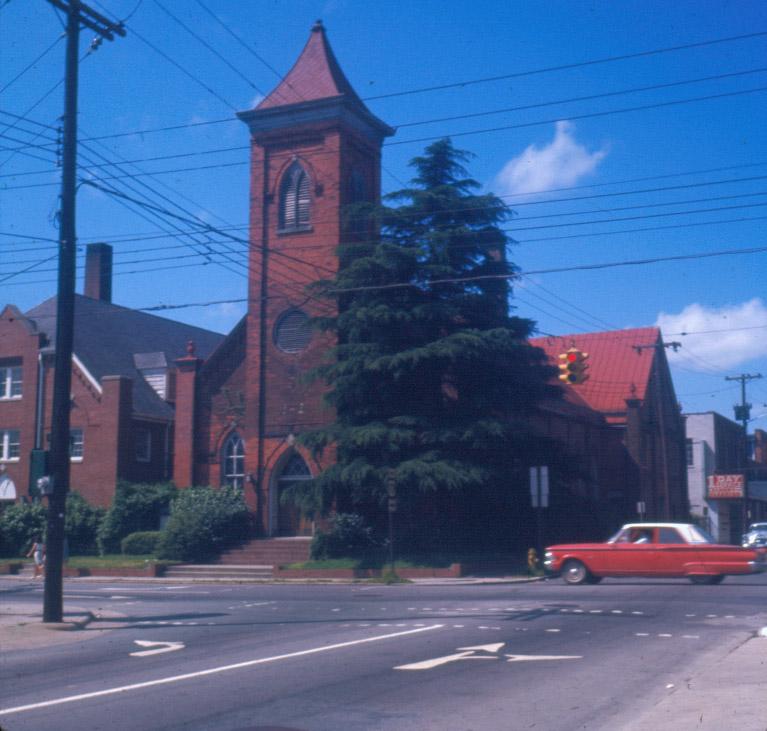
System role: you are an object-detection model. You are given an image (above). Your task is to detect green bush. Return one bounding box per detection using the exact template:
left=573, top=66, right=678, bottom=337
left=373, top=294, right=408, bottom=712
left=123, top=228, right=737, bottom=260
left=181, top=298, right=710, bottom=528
left=156, top=486, right=250, bottom=562
left=121, top=530, right=162, bottom=555
left=97, top=481, right=175, bottom=555
left=0, top=501, right=46, bottom=557
left=66, top=492, right=105, bottom=555
left=310, top=513, right=378, bottom=560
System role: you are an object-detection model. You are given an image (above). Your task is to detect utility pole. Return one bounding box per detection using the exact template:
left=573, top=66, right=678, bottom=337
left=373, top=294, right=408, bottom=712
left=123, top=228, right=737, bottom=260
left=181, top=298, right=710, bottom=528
left=725, top=372, right=763, bottom=535
left=42, top=0, right=124, bottom=623
left=634, top=340, right=680, bottom=519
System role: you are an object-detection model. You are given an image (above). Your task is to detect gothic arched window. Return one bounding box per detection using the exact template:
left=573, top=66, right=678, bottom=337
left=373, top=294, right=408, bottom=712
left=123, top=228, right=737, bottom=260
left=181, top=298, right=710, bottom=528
left=279, top=162, right=311, bottom=231
left=222, top=432, right=245, bottom=489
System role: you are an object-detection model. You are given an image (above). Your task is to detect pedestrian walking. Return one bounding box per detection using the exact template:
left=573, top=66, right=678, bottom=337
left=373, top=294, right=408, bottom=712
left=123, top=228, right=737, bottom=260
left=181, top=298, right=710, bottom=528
left=26, top=536, right=45, bottom=578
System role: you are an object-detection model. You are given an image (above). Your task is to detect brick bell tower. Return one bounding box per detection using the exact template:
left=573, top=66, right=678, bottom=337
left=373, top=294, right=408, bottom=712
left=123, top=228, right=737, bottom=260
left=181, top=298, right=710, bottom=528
left=237, top=21, right=394, bottom=535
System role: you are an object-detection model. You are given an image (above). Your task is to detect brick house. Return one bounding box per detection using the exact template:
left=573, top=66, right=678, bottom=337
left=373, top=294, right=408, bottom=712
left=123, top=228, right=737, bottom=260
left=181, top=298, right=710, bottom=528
left=171, top=20, right=393, bottom=536
left=531, top=327, right=689, bottom=527
left=0, top=244, right=223, bottom=507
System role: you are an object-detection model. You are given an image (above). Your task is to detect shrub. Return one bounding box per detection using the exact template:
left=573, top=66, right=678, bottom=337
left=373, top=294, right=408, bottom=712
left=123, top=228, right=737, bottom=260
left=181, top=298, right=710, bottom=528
left=310, top=513, right=378, bottom=560
left=121, top=531, right=162, bottom=555
left=156, top=486, right=249, bottom=562
left=97, top=482, right=175, bottom=555
left=66, top=492, right=105, bottom=555
left=0, top=501, right=46, bottom=557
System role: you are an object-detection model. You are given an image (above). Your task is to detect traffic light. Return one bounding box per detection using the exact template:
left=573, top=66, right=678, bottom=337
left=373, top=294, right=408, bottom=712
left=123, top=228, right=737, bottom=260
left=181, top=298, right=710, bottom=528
left=558, top=348, right=590, bottom=385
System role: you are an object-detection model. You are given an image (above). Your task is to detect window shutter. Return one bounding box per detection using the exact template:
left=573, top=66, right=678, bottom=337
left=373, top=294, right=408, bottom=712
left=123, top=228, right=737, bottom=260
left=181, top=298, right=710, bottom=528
left=280, top=162, right=311, bottom=230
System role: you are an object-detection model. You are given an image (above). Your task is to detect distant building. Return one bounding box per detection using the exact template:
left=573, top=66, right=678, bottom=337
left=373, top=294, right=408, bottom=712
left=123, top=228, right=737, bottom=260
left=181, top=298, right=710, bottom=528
left=0, top=244, right=223, bottom=507
left=685, top=412, right=767, bottom=543
left=532, top=328, right=689, bottom=531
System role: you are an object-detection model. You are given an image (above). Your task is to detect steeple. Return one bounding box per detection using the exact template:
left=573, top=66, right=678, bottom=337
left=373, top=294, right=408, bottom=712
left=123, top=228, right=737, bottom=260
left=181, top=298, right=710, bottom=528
left=238, top=21, right=393, bottom=141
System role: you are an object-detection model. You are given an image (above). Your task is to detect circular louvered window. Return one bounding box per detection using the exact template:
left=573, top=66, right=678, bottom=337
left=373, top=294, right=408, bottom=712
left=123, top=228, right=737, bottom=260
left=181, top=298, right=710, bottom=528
left=274, top=309, right=311, bottom=353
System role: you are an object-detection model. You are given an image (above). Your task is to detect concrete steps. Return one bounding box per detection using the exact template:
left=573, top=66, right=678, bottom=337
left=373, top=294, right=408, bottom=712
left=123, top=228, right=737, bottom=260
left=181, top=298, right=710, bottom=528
left=216, top=537, right=311, bottom=566
left=163, top=564, right=274, bottom=580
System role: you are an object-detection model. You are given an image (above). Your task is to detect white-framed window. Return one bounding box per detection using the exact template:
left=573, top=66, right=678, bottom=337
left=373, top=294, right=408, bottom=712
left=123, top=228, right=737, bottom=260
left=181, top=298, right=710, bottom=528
left=278, top=161, right=311, bottom=231
left=0, top=429, right=20, bottom=461
left=0, top=365, right=22, bottom=400
left=135, top=428, right=152, bottom=463
left=222, top=432, right=245, bottom=489
left=69, top=428, right=84, bottom=461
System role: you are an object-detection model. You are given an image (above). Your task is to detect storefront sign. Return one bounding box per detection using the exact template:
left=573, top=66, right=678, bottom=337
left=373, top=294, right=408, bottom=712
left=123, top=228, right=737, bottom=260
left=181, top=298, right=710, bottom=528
left=707, top=474, right=745, bottom=499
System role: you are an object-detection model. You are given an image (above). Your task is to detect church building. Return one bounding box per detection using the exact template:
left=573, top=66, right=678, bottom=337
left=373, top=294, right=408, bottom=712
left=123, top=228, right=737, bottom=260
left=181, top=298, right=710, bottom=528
left=171, top=21, right=394, bottom=537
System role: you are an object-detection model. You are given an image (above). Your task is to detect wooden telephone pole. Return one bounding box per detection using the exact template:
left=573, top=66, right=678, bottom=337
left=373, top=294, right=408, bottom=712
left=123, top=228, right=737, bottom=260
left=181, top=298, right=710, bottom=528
left=42, top=0, right=124, bottom=623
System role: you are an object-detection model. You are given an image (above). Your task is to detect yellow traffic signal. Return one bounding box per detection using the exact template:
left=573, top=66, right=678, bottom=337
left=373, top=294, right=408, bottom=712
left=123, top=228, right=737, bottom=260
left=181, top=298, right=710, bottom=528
left=557, top=348, right=590, bottom=385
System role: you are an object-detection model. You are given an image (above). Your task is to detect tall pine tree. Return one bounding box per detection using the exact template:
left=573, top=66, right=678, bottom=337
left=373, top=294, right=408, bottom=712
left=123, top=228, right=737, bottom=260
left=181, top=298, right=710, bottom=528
left=294, top=139, right=558, bottom=548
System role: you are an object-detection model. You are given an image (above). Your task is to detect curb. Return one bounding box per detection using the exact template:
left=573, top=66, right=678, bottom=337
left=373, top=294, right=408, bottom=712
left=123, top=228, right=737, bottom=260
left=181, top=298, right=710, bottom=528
left=38, top=612, right=95, bottom=632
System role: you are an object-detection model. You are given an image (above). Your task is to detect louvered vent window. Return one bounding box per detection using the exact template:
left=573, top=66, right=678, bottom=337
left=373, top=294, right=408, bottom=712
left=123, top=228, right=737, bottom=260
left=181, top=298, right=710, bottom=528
left=274, top=309, right=311, bottom=353
left=279, top=162, right=311, bottom=231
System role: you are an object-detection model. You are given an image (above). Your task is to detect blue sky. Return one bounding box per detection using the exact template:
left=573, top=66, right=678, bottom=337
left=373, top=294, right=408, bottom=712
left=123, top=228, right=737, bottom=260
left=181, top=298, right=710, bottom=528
left=3, top=0, right=767, bottom=426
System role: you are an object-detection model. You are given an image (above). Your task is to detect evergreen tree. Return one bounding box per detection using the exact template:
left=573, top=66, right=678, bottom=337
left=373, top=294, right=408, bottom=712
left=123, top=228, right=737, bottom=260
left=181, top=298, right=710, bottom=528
left=293, top=139, right=558, bottom=548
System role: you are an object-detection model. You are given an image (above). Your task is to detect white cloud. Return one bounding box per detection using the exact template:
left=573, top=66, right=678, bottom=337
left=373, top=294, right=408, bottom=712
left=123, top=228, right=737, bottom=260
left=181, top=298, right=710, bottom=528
left=492, top=121, right=608, bottom=197
left=656, top=299, right=767, bottom=370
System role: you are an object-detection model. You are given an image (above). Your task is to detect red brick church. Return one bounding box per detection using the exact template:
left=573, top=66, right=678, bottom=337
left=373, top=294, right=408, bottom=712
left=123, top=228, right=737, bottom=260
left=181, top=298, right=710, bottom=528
left=0, top=22, right=687, bottom=542
left=171, top=21, right=394, bottom=536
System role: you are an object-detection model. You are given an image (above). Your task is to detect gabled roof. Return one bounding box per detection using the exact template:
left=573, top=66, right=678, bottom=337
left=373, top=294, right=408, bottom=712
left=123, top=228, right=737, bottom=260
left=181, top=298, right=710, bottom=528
left=257, top=20, right=363, bottom=110
left=530, top=327, right=661, bottom=423
left=26, top=295, right=224, bottom=419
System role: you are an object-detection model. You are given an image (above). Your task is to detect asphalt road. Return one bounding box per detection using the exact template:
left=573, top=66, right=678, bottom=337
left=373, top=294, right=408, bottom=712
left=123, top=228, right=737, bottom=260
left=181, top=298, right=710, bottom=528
left=2, top=574, right=766, bottom=730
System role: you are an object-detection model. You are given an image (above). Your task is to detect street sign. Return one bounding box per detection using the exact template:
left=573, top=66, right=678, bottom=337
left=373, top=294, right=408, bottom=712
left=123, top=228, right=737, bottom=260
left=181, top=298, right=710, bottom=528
left=530, top=466, right=549, bottom=508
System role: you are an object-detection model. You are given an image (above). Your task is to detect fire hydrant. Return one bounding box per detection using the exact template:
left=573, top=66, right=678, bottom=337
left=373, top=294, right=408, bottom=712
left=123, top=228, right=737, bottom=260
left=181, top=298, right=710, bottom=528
left=527, top=548, right=539, bottom=576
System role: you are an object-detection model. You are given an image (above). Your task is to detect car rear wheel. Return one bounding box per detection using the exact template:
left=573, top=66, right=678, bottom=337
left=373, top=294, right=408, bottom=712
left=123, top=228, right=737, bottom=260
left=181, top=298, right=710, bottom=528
left=562, top=559, right=590, bottom=585
left=689, top=575, right=725, bottom=585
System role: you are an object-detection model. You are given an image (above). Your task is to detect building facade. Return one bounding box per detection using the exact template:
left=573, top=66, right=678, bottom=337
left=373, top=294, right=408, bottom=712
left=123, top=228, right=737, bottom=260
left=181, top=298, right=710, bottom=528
left=686, top=412, right=767, bottom=543
left=0, top=244, right=223, bottom=507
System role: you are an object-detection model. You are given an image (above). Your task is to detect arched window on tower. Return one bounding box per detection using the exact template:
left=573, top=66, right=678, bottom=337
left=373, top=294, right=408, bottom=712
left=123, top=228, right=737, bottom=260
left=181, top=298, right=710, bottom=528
left=279, top=162, right=311, bottom=231
left=221, top=432, right=245, bottom=489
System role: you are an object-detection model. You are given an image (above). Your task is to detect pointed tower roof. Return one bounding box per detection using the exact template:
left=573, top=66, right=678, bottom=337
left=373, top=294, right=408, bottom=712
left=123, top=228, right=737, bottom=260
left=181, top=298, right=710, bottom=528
left=238, top=21, right=393, bottom=141
left=257, top=20, right=362, bottom=109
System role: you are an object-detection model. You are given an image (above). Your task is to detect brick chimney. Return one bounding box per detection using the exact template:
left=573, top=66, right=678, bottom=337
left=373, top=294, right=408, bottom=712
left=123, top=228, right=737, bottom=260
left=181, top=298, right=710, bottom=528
left=84, top=243, right=112, bottom=302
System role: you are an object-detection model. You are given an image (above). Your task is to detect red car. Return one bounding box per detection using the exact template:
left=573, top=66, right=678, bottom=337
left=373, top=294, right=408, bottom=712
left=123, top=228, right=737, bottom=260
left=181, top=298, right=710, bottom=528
left=544, top=523, right=767, bottom=585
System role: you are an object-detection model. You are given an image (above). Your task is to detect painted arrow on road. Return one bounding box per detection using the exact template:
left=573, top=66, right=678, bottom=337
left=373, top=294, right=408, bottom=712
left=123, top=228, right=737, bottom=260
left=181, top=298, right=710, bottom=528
left=395, top=643, right=582, bottom=670
left=394, top=643, right=505, bottom=670
left=130, top=640, right=185, bottom=657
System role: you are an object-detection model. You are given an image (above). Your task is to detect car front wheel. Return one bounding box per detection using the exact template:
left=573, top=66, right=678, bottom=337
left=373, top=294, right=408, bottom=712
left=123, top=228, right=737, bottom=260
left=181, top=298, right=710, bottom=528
left=689, top=575, right=725, bottom=585
left=562, top=559, right=590, bottom=585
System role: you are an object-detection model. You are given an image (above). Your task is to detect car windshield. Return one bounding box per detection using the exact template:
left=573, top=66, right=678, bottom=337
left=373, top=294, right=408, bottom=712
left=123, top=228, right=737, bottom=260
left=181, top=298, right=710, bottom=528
left=748, top=523, right=767, bottom=533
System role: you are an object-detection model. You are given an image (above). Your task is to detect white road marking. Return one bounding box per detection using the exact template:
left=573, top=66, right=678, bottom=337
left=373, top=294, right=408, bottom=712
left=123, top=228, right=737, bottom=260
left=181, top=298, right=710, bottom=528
left=658, top=634, right=672, bottom=638
left=682, top=635, right=700, bottom=639
left=685, top=614, right=696, bottom=617
left=130, top=641, right=185, bottom=658
left=611, top=610, right=623, bottom=614
left=1, top=624, right=445, bottom=716
left=109, top=595, right=131, bottom=600
left=545, top=629, right=561, bottom=633
left=505, top=654, right=581, bottom=663
left=395, top=643, right=504, bottom=671
left=631, top=611, right=643, bottom=615
left=635, top=633, right=650, bottom=637
left=706, top=614, right=718, bottom=618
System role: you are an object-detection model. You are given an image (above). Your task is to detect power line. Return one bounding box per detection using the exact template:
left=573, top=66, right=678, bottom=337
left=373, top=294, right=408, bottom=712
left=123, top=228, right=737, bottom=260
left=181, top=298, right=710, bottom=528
left=153, top=0, right=268, bottom=97
left=396, top=66, right=767, bottom=129
left=364, top=29, right=767, bottom=100
left=0, top=32, right=65, bottom=94
left=388, top=85, right=767, bottom=148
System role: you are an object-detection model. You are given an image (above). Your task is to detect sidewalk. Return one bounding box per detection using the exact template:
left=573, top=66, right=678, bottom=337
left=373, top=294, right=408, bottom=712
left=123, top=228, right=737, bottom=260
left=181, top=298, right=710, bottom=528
left=620, top=631, right=767, bottom=731
left=0, top=601, right=98, bottom=651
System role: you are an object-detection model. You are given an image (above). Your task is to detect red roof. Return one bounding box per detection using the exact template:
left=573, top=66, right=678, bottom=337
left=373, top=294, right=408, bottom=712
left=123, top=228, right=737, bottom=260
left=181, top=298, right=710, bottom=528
left=530, top=327, right=660, bottom=423
left=257, top=20, right=364, bottom=110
